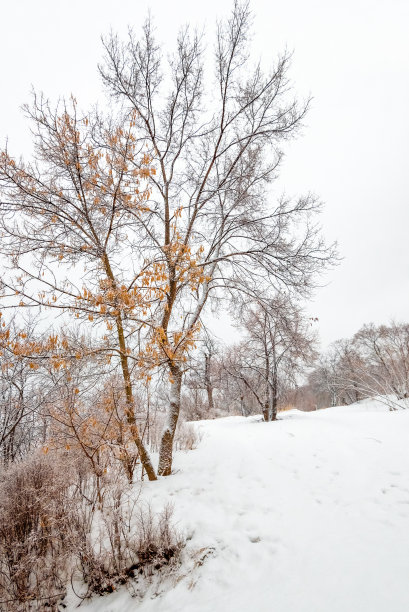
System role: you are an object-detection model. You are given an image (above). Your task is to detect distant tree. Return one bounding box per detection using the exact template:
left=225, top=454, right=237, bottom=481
left=309, top=351, right=341, bottom=408
left=203, top=336, right=218, bottom=414
left=332, top=338, right=365, bottom=404
left=224, top=295, right=317, bottom=420
left=310, top=322, right=409, bottom=411
left=181, top=334, right=220, bottom=419
left=0, top=317, right=46, bottom=464
left=310, top=339, right=364, bottom=407
left=222, top=343, right=263, bottom=416
left=353, top=322, right=409, bottom=408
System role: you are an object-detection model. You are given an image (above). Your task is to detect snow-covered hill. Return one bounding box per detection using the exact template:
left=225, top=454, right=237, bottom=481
left=76, top=399, right=409, bottom=612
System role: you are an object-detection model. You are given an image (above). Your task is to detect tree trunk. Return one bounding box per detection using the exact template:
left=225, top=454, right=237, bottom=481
left=262, top=401, right=269, bottom=421
left=271, top=385, right=278, bottom=421
left=158, top=366, right=182, bottom=476
left=103, top=253, right=157, bottom=481
left=353, top=382, right=360, bottom=403
left=240, top=395, right=248, bottom=417
left=204, top=353, right=214, bottom=412
left=268, top=373, right=278, bottom=421
left=118, top=341, right=156, bottom=481
left=119, top=351, right=157, bottom=481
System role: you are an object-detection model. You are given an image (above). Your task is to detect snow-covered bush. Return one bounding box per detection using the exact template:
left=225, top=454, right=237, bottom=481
left=174, top=421, right=203, bottom=451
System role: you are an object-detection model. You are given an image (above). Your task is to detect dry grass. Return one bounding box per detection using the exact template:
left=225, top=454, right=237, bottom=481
left=0, top=450, right=184, bottom=610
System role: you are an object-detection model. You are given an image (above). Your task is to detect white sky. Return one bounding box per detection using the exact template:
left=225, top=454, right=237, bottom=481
left=1, top=0, right=408, bottom=349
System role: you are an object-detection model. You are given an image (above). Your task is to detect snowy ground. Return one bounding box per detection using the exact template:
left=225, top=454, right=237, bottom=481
left=76, top=399, right=409, bottom=611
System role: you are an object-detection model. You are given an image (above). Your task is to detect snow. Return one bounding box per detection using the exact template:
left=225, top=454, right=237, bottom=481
left=74, top=399, right=409, bottom=612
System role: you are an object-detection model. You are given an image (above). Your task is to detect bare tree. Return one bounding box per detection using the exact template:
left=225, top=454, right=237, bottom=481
left=0, top=98, right=157, bottom=480
left=0, top=317, right=48, bottom=464
left=309, top=351, right=342, bottom=408
left=310, top=339, right=364, bottom=408
left=181, top=335, right=220, bottom=419
left=100, top=1, right=335, bottom=473
left=221, top=343, right=264, bottom=416
left=352, top=323, right=409, bottom=408
left=225, top=295, right=317, bottom=420
left=310, top=322, right=409, bottom=411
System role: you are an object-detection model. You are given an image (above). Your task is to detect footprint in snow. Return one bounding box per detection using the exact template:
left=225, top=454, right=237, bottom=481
left=249, top=535, right=261, bottom=543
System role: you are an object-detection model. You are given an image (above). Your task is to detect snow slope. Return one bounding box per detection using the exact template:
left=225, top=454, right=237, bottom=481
left=77, top=399, right=409, bottom=612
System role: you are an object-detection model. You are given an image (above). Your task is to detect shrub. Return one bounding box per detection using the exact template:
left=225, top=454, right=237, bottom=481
left=174, top=421, right=203, bottom=452
left=0, top=450, right=184, bottom=609
left=148, top=413, right=202, bottom=454
left=72, top=494, right=183, bottom=600
left=0, top=453, right=74, bottom=611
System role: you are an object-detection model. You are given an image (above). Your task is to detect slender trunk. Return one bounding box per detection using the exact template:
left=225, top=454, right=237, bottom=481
left=116, top=319, right=157, bottom=481
left=102, top=253, right=157, bottom=481
left=122, top=453, right=135, bottom=484
left=270, top=354, right=278, bottom=420
left=194, top=387, right=198, bottom=416
left=115, top=410, right=134, bottom=483
left=158, top=365, right=182, bottom=476
left=271, top=385, right=278, bottom=421
left=204, top=353, right=214, bottom=412
left=353, top=382, right=360, bottom=403
left=268, top=372, right=278, bottom=421
left=262, top=401, right=269, bottom=422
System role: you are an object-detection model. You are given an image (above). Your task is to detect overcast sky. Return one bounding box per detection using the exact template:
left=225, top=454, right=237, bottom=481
left=1, top=0, right=408, bottom=349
